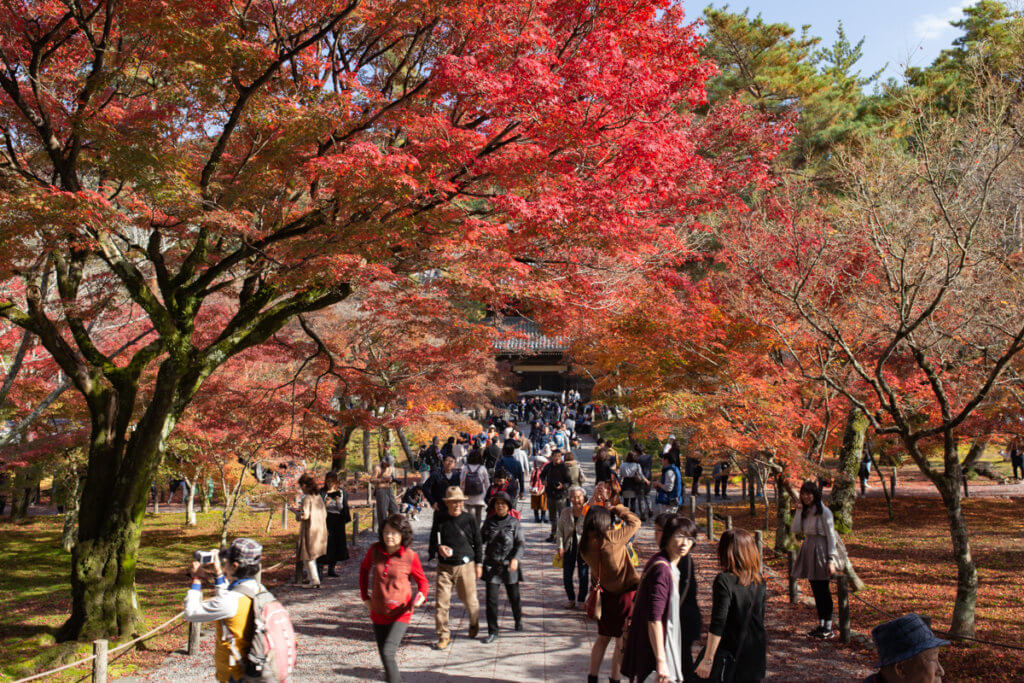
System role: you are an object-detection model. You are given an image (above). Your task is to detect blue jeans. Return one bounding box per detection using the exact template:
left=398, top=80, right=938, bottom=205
left=562, top=538, right=590, bottom=603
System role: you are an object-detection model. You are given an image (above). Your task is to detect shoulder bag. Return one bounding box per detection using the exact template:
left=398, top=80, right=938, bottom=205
left=585, top=562, right=602, bottom=621
left=697, top=582, right=761, bottom=683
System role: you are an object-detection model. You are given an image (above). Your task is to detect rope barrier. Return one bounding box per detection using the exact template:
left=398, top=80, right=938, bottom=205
left=12, top=611, right=185, bottom=683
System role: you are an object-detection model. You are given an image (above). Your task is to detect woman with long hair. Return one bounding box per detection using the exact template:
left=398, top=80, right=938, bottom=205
left=792, top=480, right=839, bottom=639
left=293, top=473, right=327, bottom=588
left=622, top=515, right=699, bottom=683
left=694, top=529, right=766, bottom=683
left=359, top=514, right=428, bottom=682
left=580, top=503, right=642, bottom=683
left=319, top=470, right=350, bottom=578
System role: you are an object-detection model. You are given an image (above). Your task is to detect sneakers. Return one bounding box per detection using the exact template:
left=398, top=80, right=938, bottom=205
left=808, top=626, right=836, bottom=639
left=514, top=621, right=523, bottom=632
left=433, top=638, right=450, bottom=650
left=483, top=632, right=499, bottom=644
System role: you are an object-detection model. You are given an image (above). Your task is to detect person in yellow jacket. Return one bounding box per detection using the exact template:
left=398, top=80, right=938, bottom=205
left=184, top=538, right=263, bottom=683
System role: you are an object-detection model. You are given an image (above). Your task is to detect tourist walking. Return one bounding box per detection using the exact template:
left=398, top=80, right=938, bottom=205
left=580, top=504, right=642, bottom=683
left=480, top=492, right=524, bottom=642
left=619, top=451, right=649, bottom=519
left=792, top=480, right=839, bottom=639
left=429, top=486, right=482, bottom=649
left=497, top=441, right=526, bottom=496
left=556, top=486, right=590, bottom=609
left=487, top=467, right=520, bottom=504
left=530, top=451, right=549, bottom=523
left=713, top=460, right=731, bottom=499
left=653, top=452, right=682, bottom=514
left=319, top=471, right=350, bottom=577
left=621, top=515, right=698, bottom=683
left=564, top=450, right=587, bottom=488
left=461, top=448, right=490, bottom=525
left=359, top=514, right=429, bottom=683
left=371, top=457, right=400, bottom=530
left=694, top=529, right=766, bottom=683
left=543, top=449, right=572, bottom=541
left=594, top=440, right=617, bottom=484
left=293, top=473, right=327, bottom=588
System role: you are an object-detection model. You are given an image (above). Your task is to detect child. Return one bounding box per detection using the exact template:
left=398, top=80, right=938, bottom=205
left=400, top=484, right=425, bottom=520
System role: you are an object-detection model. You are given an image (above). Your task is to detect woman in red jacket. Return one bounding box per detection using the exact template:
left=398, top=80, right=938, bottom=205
left=359, top=513, right=428, bottom=683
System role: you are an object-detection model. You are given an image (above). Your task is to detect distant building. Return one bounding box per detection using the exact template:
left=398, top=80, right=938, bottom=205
left=492, top=315, right=591, bottom=397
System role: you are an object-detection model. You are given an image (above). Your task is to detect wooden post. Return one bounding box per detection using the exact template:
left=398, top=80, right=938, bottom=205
left=787, top=549, right=800, bottom=603
left=741, top=477, right=747, bottom=499
left=187, top=621, right=201, bottom=656
left=281, top=501, right=288, bottom=530
left=689, top=496, right=697, bottom=519
left=754, top=530, right=764, bottom=572
left=704, top=478, right=711, bottom=501
left=92, top=639, right=108, bottom=683
left=366, top=481, right=372, bottom=505
left=837, top=575, right=851, bottom=644
left=890, top=469, right=897, bottom=498
left=726, top=515, right=733, bottom=531
left=706, top=504, right=714, bottom=541
left=351, top=513, right=359, bottom=547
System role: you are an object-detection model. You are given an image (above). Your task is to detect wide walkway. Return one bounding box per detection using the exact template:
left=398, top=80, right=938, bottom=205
left=132, top=433, right=874, bottom=681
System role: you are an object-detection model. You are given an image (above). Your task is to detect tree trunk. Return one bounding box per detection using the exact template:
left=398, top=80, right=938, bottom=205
left=774, top=473, right=796, bottom=553
left=830, top=407, right=867, bottom=534
left=330, top=425, right=355, bottom=471
left=61, top=477, right=82, bottom=553
left=8, top=467, right=38, bottom=521
left=58, top=371, right=184, bottom=642
left=395, top=427, right=415, bottom=467
left=362, top=428, right=372, bottom=471
left=199, top=479, right=211, bottom=514
left=869, top=448, right=894, bottom=521
left=183, top=476, right=197, bottom=526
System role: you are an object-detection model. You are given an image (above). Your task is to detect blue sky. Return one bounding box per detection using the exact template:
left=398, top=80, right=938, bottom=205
left=694, top=1, right=980, bottom=86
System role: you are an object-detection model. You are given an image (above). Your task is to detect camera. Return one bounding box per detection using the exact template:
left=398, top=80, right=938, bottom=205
left=193, top=549, right=219, bottom=565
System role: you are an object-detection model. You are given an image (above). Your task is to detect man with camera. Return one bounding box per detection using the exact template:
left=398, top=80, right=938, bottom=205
left=184, top=538, right=263, bottom=683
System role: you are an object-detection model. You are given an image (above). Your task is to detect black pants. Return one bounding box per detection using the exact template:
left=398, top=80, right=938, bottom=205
left=485, top=582, right=522, bottom=634
left=373, top=620, right=409, bottom=682
left=321, top=512, right=348, bottom=569
left=714, top=476, right=728, bottom=497
left=1012, top=456, right=1024, bottom=480
left=810, top=579, right=833, bottom=621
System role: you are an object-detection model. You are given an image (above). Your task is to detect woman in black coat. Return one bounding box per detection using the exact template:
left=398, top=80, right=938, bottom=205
left=319, top=471, right=351, bottom=577
left=480, top=491, right=524, bottom=642
left=695, top=529, right=766, bottom=683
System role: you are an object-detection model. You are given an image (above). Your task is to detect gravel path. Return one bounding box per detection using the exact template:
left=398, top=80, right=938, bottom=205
left=128, top=433, right=875, bottom=682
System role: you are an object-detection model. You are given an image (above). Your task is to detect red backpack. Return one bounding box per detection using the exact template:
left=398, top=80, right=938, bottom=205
left=530, top=467, right=545, bottom=494
left=232, top=582, right=297, bottom=682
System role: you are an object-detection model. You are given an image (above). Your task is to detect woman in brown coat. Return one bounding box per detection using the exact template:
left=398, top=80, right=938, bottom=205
left=580, top=503, right=642, bottom=683
left=294, top=472, right=328, bottom=588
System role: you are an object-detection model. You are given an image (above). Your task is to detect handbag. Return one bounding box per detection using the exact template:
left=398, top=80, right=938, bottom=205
left=697, top=582, right=760, bottom=683
left=552, top=551, right=564, bottom=569
left=585, top=562, right=602, bottom=621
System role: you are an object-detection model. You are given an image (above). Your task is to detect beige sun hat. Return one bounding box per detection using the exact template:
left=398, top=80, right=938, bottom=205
left=443, top=486, right=468, bottom=502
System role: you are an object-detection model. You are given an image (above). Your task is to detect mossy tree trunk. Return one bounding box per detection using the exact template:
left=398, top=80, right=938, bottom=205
left=830, top=407, right=867, bottom=535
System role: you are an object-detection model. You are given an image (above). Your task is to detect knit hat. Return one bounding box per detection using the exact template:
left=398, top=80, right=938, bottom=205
left=871, top=614, right=950, bottom=669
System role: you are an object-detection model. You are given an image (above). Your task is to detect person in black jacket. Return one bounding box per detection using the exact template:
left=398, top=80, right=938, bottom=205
left=424, top=455, right=461, bottom=509
left=542, top=449, right=572, bottom=542
left=695, top=528, right=766, bottom=683
left=429, top=486, right=482, bottom=650
left=480, top=492, right=524, bottom=642
left=318, top=471, right=350, bottom=578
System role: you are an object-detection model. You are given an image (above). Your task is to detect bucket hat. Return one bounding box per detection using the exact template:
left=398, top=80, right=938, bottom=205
left=871, top=614, right=950, bottom=668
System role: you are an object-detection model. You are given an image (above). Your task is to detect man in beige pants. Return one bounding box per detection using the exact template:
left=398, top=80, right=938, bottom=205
left=428, top=486, right=483, bottom=649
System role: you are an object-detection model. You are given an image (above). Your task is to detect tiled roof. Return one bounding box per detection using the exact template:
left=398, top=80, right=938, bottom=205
left=493, top=316, right=567, bottom=354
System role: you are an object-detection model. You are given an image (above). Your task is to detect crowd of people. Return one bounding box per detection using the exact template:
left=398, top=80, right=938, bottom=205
left=180, top=394, right=949, bottom=683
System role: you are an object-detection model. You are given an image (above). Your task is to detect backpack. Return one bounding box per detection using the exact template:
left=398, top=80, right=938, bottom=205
left=463, top=465, right=485, bottom=497
left=530, top=467, right=545, bottom=494
left=232, top=582, right=297, bottom=682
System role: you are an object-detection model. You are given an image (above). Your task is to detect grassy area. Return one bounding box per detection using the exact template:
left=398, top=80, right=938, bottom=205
left=715, top=495, right=1024, bottom=682
left=0, top=497, right=375, bottom=682
left=592, top=419, right=662, bottom=459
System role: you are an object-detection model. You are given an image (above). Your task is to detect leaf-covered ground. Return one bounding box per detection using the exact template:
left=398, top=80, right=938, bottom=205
left=0, top=502, right=372, bottom=682
left=718, top=495, right=1024, bottom=682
